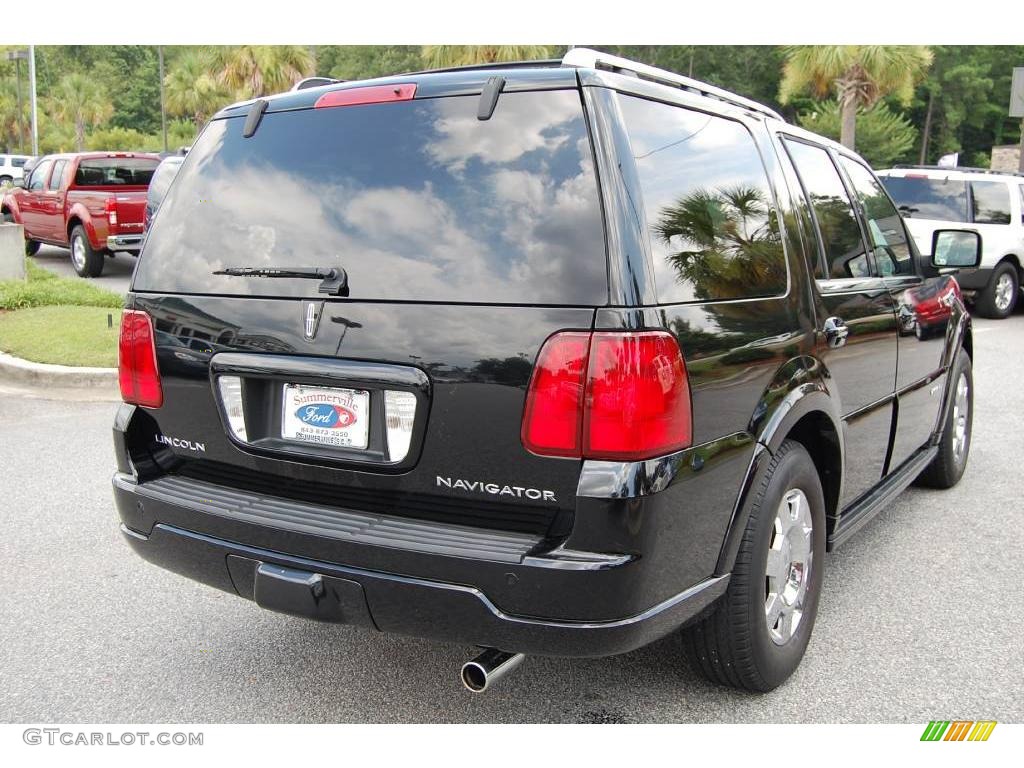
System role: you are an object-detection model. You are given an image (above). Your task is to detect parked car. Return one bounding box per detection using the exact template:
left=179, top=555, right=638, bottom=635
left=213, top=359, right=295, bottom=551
left=111, top=49, right=981, bottom=694
left=144, top=155, right=185, bottom=231
left=878, top=166, right=1024, bottom=318
left=0, top=154, right=34, bottom=184
left=0, top=151, right=161, bottom=277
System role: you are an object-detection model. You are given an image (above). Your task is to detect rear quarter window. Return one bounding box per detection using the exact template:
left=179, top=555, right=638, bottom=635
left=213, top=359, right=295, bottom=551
left=134, top=90, right=607, bottom=305
left=970, top=180, right=1011, bottom=225
left=618, top=94, right=787, bottom=304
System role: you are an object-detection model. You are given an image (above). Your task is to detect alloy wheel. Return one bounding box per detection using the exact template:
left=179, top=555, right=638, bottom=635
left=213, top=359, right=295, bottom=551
left=765, top=488, right=813, bottom=645
left=71, top=235, right=86, bottom=272
left=994, top=272, right=1014, bottom=313
left=952, top=372, right=970, bottom=463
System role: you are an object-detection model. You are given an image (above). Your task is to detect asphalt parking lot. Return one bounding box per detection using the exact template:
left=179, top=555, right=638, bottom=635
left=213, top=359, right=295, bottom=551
left=1, top=309, right=1022, bottom=723
left=33, top=244, right=136, bottom=296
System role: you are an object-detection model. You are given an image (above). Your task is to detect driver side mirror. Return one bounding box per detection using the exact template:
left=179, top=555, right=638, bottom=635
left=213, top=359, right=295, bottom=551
left=11, top=178, right=24, bottom=189
left=931, top=229, right=981, bottom=270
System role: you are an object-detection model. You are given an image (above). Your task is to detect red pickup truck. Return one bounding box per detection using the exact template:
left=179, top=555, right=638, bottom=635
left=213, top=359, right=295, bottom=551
left=1, top=152, right=160, bottom=277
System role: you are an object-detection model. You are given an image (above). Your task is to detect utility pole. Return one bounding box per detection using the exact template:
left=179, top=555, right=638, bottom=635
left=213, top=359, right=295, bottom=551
left=158, top=45, right=168, bottom=153
left=28, top=45, right=38, bottom=156
left=4, top=50, right=28, bottom=154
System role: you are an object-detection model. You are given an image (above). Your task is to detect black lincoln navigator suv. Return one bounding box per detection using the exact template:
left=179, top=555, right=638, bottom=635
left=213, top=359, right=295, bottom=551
left=113, top=49, right=980, bottom=693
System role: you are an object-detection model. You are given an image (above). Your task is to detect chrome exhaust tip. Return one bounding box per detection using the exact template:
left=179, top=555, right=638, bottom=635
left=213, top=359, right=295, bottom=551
left=460, top=649, right=525, bottom=693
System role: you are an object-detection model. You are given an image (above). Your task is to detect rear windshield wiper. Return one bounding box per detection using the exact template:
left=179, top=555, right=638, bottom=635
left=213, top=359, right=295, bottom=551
left=213, top=266, right=348, bottom=296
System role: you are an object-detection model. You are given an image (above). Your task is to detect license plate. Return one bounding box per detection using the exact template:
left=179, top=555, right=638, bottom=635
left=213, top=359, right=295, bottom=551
left=282, top=384, right=370, bottom=449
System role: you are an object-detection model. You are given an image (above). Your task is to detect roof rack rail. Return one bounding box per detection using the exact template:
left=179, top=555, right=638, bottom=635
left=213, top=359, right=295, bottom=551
left=561, top=47, right=785, bottom=122
left=892, top=164, right=1024, bottom=178
left=398, top=59, right=562, bottom=77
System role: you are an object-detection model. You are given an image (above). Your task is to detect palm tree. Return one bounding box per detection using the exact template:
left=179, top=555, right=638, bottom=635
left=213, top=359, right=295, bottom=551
left=778, top=46, right=932, bottom=151
left=165, top=51, right=230, bottom=128
left=49, top=73, right=113, bottom=151
left=212, top=45, right=314, bottom=98
left=422, top=45, right=557, bottom=69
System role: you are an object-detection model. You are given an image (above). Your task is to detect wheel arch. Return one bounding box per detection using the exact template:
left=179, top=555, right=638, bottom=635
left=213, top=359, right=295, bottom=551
left=996, top=253, right=1021, bottom=285
left=715, top=357, right=844, bottom=575
left=65, top=202, right=100, bottom=248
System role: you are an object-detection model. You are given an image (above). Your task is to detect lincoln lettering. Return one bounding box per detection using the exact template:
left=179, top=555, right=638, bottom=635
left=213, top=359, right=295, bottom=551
left=436, top=475, right=556, bottom=503
left=155, top=434, right=206, bottom=452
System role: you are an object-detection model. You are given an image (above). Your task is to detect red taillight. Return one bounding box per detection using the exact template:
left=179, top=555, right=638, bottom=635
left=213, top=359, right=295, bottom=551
left=118, top=309, right=163, bottom=408
left=521, top=332, right=591, bottom=458
left=105, top=197, right=118, bottom=227
left=522, top=331, right=692, bottom=461
left=315, top=83, right=417, bottom=110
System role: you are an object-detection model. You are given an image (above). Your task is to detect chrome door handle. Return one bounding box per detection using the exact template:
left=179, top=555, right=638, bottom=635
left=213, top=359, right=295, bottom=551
left=823, top=316, right=849, bottom=348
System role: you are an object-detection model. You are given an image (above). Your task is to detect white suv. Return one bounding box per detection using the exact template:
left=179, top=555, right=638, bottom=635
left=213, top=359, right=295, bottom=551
left=879, top=166, right=1024, bottom=318
left=0, top=154, right=33, bottom=184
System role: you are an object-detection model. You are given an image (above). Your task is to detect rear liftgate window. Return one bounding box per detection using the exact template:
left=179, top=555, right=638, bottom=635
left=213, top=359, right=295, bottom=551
left=134, top=90, right=607, bottom=304
left=618, top=94, right=787, bottom=304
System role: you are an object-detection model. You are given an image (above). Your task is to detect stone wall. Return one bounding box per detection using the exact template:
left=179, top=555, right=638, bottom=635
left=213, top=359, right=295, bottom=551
left=990, top=144, right=1021, bottom=173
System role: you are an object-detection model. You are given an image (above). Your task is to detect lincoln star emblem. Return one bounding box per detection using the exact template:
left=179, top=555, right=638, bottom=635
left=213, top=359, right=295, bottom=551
left=303, top=300, right=324, bottom=341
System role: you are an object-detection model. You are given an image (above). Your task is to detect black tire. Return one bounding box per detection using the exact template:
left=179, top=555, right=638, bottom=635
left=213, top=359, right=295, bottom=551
left=0, top=175, right=12, bottom=184
left=682, top=440, right=826, bottom=692
left=70, top=224, right=104, bottom=277
left=916, top=349, right=973, bottom=489
left=25, top=238, right=39, bottom=256
left=974, top=261, right=1019, bottom=319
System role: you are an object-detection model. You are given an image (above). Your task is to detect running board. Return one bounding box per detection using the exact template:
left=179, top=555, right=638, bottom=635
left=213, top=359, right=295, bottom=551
left=828, top=444, right=938, bottom=550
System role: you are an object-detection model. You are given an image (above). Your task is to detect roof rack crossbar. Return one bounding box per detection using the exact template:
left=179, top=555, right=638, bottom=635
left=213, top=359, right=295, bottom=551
left=561, top=48, right=784, bottom=122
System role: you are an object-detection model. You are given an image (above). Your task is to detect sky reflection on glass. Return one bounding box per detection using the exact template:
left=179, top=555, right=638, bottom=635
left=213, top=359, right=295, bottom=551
left=137, top=91, right=607, bottom=305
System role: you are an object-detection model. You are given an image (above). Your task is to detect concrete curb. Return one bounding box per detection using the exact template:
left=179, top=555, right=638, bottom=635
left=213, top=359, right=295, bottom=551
left=0, top=351, right=118, bottom=391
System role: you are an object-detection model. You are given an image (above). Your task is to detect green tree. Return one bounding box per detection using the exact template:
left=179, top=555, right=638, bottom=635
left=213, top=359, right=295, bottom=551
left=165, top=51, right=230, bottom=127
left=86, top=125, right=161, bottom=152
left=48, top=72, right=113, bottom=151
left=421, top=45, right=558, bottom=68
left=608, top=46, right=786, bottom=111
left=779, top=46, right=932, bottom=151
left=797, top=100, right=917, bottom=167
left=318, top=46, right=424, bottom=80
left=212, top=45, right=314, bottom=97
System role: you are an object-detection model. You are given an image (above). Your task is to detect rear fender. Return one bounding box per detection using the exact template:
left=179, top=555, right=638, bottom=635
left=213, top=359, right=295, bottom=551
left=66, top=201, right=104, bottom=249
left=714, top=355, right=843, bottom=574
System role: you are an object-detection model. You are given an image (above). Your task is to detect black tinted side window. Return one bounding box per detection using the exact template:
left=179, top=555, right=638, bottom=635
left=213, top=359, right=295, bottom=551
left=783, top=139, right=868, bottom=279
left=971, top=181, right=1011, bottom=225
left=839, top=157, right=914, bottom=276
left=618, top=94, right=787, bottom=304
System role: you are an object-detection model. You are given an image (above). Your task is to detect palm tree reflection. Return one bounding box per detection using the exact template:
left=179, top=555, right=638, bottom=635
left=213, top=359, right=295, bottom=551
left=654, top=184, right=786, bottom=301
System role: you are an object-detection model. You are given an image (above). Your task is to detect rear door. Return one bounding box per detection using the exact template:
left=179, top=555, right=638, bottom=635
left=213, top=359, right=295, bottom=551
left=838, top=155, right=958, bottom=468
left=780, top=137, right=898, bottom=507
left=968, top=179, right=1016, bottom=261
left=878, top=172, right=970, bottom=256
left=41, top=158, right=68, bottom=242
left=129, top=87, right=607, bottom=534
